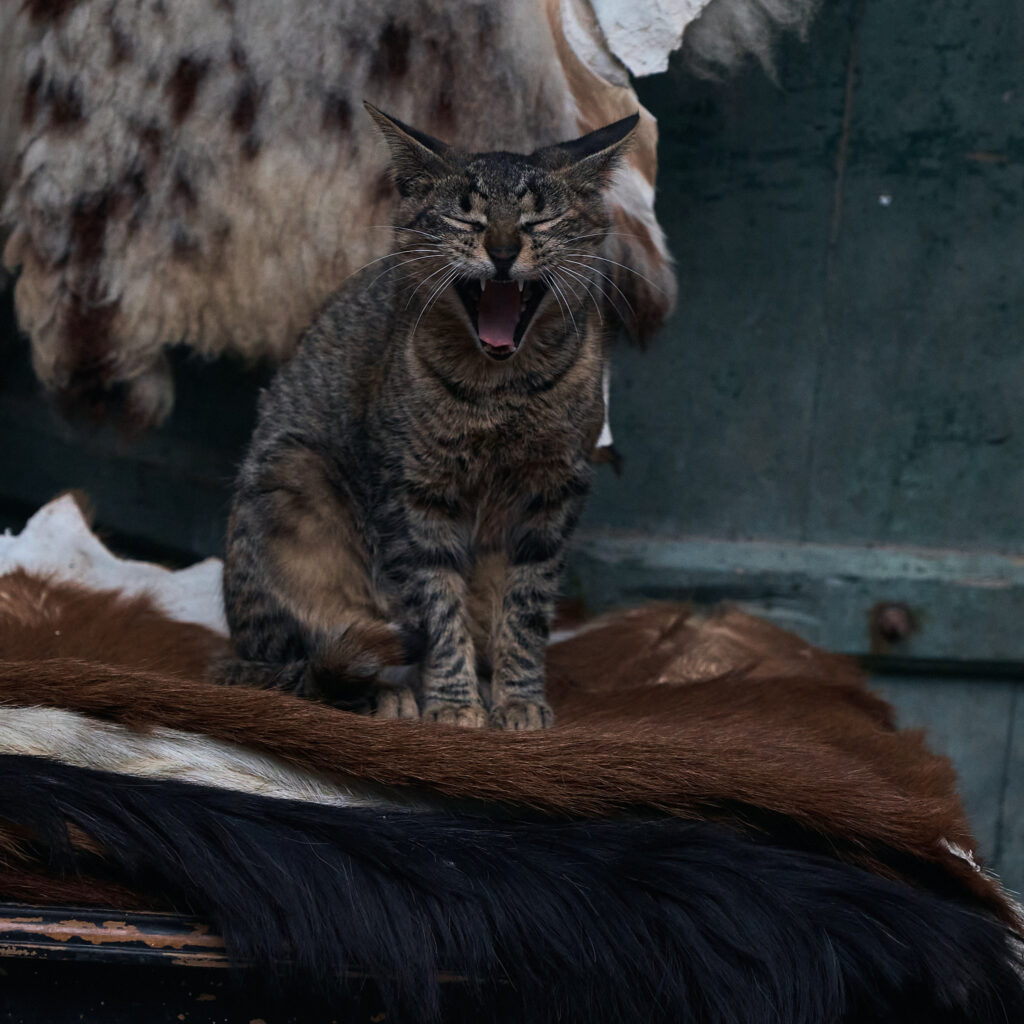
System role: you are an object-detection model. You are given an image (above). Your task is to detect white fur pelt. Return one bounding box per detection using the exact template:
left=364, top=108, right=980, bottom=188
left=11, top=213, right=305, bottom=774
left=1, top=494, right=226, bottom=634
left=0, top=704, right=413, bottom=810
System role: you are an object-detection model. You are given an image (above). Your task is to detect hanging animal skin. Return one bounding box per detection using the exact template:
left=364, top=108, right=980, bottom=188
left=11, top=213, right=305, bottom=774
left=0, top=0, right=817, bottom=425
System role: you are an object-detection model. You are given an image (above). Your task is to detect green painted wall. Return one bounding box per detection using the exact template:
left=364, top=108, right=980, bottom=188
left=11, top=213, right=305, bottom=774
left=1, top=0, right=1021, bottom=892
left=578, top=0, right=1024, bottom=894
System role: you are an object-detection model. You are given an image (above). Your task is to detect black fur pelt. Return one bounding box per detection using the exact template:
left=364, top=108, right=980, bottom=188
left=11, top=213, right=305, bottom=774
left=0, top=754, right=1020, bottom=1024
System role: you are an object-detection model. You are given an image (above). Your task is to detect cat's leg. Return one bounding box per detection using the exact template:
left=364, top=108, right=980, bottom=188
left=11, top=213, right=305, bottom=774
left=224, top=445, right=420, bottom=717
left=487, top=559, right=558, bottom=730
left=487, top=486, right=588, bottom=730
left=393, top=566, right=486, bottom=727
left=382, top=497, right=486, bottom=728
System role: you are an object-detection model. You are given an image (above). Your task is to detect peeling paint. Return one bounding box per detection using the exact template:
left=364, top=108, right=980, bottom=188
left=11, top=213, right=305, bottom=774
left=0, top=916, right=224, bottom=949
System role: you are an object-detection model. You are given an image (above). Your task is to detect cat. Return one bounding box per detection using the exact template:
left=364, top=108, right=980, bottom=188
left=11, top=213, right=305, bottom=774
left=220, top=103, right=638, bottom=730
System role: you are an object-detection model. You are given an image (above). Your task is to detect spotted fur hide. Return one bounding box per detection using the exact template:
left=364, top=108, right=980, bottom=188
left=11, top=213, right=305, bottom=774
left=0, top=0, right=818, bottom=425
left=2, top=0, right=667, bottom=423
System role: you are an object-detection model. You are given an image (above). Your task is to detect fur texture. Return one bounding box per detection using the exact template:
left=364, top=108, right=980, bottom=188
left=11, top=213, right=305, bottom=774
left=683, top=0, right=821, bottom=77
left=1, top=754, right=1022, bottom=1024
left=0, top=656, right=1011, bottom=922
left=0, top=570, right=1013, bottom=919
left=0, top=0, right=824, bottom=422
left=1, top=0, right=673, bottom=424
left=0, top=864, right=154, bottom=912
left=0, top=705, right=403, bottom=809
left=0, top=568, right=226, bottom=677
left=0, top=494, right=227, bottom=634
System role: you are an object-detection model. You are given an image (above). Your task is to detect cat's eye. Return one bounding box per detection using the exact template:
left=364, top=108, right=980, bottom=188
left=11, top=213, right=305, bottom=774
left=520, top=214, right=565, bottom=231
left=442, top=215, right=486, bottom=232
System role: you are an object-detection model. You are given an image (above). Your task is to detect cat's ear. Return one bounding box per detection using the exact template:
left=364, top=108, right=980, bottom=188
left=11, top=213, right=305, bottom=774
left=364, top=102, right=453, bottom=198
left=533, top=113, right=639, bottom=193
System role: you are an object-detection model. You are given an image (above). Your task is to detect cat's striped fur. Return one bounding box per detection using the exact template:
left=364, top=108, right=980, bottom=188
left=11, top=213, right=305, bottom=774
left=222, top=106, right=638, bottom=729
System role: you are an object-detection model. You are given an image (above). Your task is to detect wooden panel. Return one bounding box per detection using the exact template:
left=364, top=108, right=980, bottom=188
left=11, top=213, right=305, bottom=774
left=0, top=905, right=226, bottom=967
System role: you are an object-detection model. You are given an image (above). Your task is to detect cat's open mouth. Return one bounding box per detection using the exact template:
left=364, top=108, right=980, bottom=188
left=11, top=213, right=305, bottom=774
left=453, top=278, right=548, bottom=360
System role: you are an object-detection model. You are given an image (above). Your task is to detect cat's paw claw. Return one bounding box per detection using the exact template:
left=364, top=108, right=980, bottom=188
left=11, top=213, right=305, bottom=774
left=489, top=699, right=554, bottom=731
left=374, top=686, right=420, bottom=720
left=422, top=701, right=488, bottom=728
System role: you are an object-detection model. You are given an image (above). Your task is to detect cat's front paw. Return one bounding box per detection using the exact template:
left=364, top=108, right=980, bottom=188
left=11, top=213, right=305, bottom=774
left=373, top=685, right=420, bottom=721
left=421, top=700, right=488, bottom=728
left=489, top=698, right=554, bottom=731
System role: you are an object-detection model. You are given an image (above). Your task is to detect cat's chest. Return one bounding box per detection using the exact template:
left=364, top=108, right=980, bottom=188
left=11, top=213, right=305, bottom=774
left=405, top=448, right=576, bottom=543
left=436, top=450, right=569, bottom=505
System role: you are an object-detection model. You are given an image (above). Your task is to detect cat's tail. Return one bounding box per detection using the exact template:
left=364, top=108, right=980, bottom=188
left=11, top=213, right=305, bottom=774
left=213, top=612, right=425, bottom=711
left=214, top=656, right=312, bottom=692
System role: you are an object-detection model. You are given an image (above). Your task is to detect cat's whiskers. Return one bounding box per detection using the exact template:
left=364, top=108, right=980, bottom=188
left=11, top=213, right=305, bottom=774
left=411, top=266, right=461, bottom=340
left=542, top=270, right=579, bottom=337
left=562, top=230, right=645, bottom=245
left=539, top=270, right=568, bottom=332
left=367, top=225, right=445, bottom=243
left=345, top=247, right=445, bottom=292
left=550, top=267, right=585, bottom=307
left=553, top=265, right=604, bottom=324
left=403, top=260, right=459, bottom=310
left=366, top=253, right=447, bottom=293
left=564, top=251, right=667, bottom=295
left=563, top=259, right=635, bottom=323
left=566, top=272, right=627, bottom=327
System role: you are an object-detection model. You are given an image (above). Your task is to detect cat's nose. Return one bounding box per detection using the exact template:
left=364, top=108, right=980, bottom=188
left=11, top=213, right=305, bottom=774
left=486, top=242, right=521, bottom=280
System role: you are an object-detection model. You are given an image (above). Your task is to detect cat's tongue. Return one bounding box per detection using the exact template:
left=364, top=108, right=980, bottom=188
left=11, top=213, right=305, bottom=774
left=477, top=281, right=520, bottom=349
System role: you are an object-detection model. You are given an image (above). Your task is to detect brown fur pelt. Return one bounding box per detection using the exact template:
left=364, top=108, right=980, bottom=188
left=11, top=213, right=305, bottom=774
left=0, top=569, right=226, bottom=678
left=1, top=0, right=670, bottom=424
left=0, top=571, right=1014, bottom=923
left=0, top=863, right=160, bottom=912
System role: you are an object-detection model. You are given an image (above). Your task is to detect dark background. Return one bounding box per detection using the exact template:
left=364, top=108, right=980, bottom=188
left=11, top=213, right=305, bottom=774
left=2, top=0, right=1022, bottom=888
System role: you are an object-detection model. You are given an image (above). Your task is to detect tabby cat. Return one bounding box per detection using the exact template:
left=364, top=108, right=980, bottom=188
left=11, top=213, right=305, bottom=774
left=221, top=103, right=638, bottom=729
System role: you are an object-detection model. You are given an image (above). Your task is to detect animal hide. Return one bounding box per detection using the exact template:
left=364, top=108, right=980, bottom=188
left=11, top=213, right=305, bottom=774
left=0, top=567, right=225, bottom=676
left=1, top=754, right=1022, bottom=1024
left=584, top=0, right=819, bottom=77
left=0, top=862, right=154, bottom=912
left=0, top=705, right=406, bottom=809
left=1, top=567, right=1023, bottom=1016
left=0, top=569, right=1018, bottom=927
left=1, top=0, right=669, bottom=424
left=682, top=0, right=821, bottom=76
left=0, top=0, right=818, bottom=425
left=0, top=493, right=226, bottom=634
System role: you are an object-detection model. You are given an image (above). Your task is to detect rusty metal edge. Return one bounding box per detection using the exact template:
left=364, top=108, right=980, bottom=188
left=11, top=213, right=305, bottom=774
left=0, top=903, right=472, bottom=982
left=0, top=903, right=229, bottom=967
